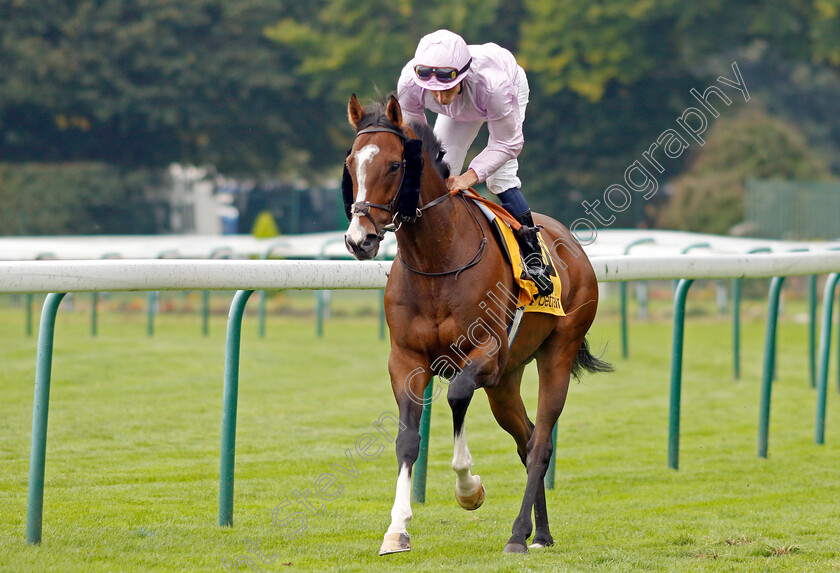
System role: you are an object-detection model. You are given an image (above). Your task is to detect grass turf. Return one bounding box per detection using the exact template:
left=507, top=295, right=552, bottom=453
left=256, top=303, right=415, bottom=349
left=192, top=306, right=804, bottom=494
left=0, top=290, right=839, bottom=571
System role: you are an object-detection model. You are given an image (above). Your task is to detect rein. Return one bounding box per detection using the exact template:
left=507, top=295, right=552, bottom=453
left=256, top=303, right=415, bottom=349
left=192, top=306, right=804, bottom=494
left=398, top=192, right=488, bottom=279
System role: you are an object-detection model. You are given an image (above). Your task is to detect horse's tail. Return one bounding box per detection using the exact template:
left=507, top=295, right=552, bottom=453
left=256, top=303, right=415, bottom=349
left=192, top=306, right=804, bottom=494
left=571, top=337, right=613, bottom=380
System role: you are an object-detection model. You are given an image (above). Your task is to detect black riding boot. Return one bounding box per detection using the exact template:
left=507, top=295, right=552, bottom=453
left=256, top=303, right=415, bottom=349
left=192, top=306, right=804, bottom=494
left=514, top=211, right=554, bottom=297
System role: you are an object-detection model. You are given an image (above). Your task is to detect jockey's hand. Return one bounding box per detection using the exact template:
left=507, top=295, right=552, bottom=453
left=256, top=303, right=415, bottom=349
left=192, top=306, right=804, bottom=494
left=446, top=169, right=479, bottom=191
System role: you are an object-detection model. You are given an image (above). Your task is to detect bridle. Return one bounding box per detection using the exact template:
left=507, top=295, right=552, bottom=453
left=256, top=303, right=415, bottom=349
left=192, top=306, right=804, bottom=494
left=344, top=125, right=487, bottom=278
left=343, top=126, right=423, bottom=240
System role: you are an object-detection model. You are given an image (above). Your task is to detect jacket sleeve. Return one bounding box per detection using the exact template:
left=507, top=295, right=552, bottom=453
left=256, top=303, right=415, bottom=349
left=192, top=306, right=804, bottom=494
left=468, top=102, right=523, bottom=183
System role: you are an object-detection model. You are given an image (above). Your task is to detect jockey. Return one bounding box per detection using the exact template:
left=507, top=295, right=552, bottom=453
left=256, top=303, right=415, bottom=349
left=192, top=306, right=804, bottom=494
left=397, top=29, right=553, bottom=297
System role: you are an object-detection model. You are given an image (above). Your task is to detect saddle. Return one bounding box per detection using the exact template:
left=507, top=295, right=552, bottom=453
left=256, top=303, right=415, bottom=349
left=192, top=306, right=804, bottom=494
left=462, top=189, right=565, bottom=318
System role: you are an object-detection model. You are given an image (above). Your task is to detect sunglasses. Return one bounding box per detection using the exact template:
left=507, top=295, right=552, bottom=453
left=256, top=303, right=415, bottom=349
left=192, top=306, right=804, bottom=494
left=414, top=58, right=472, bottom=83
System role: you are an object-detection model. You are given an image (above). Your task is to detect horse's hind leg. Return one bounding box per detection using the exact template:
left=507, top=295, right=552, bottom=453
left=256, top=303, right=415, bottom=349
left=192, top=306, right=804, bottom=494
left=531, top=474, right=553, bottom=548
left=502, top=334, right=577, bottom=554
left=486, top=365, right=551, bottom=549
left=485, top=365, right=531, bottom=467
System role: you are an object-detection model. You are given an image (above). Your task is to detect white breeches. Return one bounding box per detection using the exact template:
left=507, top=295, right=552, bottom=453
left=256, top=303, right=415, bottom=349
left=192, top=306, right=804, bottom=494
left=433, top=68, right=530, bottom=195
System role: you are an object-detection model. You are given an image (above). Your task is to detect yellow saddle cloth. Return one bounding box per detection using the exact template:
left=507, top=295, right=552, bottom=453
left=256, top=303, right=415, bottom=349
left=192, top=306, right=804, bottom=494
left=492, top=216, right=565, bottom=317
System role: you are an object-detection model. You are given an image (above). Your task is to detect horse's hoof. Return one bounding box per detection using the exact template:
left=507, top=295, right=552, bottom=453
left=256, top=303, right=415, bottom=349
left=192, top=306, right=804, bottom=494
left=503, top=542, right=528, bottom=554
left=456, top=482, right=485, bottom=510
left=378, top=532, right=411, bottom=555
left=530, top=535, right=554, bottom=549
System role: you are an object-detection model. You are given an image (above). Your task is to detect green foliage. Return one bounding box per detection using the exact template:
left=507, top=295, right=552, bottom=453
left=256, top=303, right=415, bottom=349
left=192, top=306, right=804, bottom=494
left=0, top=163, right=163, bottom=235
left=264, top=0, right=510, bottom=100
left=656, top=109, right=833, bottom=234
left=518, top=0, right=836, bottom=102
left=810, top=0, right=840, bottom=66
left=0, top=0, right=326, bottom=174
left=520, top=0, right=679, bottom=101
left=2, top=1, right=840, bottom=232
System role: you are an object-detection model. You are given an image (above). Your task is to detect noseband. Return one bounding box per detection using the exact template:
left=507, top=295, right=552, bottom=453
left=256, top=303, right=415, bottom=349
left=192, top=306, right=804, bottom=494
left=342, top=126, right=426, bottom=239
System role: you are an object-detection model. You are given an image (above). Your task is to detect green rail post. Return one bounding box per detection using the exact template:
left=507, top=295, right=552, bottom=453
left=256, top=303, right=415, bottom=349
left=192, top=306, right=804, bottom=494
left=815, top=273, right=840, bottom=445
left=620, top=238, right=655, bottom=359
left=147, top=292, right=157, bottom=337
left=26, top=293, right=34, bottom=337
left=620, top=282, right=628, bottom=358
left=823, top=282, right=840, bottom=393
left=809, top=274, right=818, bottom=389
left=732, top=277, right=741, bottom=380
left=26, top=292, right=67, bottom=545
left=733, top=248, right=772, bottom=380
left=202, top=291, right=211, bottom=336
left=258, top=240, right=290, bottom=338
left=91, top=293, right=98, bottom=337
left=808, top=275, right=817, bottom=388
left=412, top=380, right=434, bottom=504
left=680, top=242, right=711, bottom=254
left=219, top=289, right=254, bottom=527
left=668, top=278, right=694, bottom=470
left=544, top=422, right=559, bottom=489
left=379, top=290, right=386, bottom=341
left=830, top=248, right=840, bottom=393
left=757, top=276, right=785, bottom=458
left=316, top=290, right=326, bottom=339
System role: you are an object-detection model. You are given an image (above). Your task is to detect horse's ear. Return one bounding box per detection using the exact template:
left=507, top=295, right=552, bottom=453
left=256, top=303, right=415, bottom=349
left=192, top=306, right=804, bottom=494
left=348, top=94, right=364, bottom=129
left=385, top=95, right=403, bottom=127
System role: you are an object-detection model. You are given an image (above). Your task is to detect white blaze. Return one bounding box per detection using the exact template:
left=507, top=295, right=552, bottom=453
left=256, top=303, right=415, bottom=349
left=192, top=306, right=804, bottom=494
left=345, top=144, right=380, bottom=245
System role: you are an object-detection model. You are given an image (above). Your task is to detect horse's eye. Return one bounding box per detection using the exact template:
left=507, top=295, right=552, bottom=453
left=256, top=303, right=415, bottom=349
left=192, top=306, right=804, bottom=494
left=390, top=161, right=402, bottom=173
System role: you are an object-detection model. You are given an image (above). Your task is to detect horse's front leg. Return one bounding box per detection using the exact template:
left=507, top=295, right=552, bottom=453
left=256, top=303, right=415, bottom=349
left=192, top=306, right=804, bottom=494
left=452, top=425, right=485, bottom=509
left=379, top=354, right=431, bottom=556
left=449, top=361, right=497, bottom=511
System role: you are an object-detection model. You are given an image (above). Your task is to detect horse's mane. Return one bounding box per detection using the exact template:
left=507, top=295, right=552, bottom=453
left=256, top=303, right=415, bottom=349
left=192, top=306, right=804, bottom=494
left=356, top=98, right=451, bottom=181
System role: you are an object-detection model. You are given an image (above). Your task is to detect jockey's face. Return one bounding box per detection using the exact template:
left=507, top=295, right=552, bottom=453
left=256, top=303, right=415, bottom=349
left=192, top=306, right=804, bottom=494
left=431, top=84, right=461, bottom=106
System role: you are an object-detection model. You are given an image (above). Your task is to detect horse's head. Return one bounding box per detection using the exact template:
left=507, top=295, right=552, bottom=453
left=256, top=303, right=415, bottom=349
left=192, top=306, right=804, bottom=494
left=343, top=94, right=424, bottom=260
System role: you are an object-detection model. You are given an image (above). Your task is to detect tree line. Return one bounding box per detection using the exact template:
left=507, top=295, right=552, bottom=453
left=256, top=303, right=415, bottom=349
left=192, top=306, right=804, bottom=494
left=1, top=0, right=838, bottom=234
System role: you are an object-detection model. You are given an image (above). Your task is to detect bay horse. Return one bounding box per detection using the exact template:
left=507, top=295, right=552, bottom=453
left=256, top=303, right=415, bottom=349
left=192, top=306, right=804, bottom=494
left=343, top=94, right=610, bottom=554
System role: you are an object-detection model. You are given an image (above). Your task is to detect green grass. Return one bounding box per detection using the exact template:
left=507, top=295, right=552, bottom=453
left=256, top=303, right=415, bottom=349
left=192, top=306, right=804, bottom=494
left=1, top=290, right=839, bottom=572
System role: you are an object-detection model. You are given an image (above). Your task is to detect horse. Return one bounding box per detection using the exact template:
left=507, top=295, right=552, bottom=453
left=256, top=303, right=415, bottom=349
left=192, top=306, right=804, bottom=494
left=342, top=93, right=611, bottom=555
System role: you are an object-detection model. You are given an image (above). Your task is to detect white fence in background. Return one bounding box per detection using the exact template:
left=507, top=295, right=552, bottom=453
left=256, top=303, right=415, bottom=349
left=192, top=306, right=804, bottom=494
left=1, top=251, right=840, bottom=293
left=1, top=228, right=838, bottom=261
